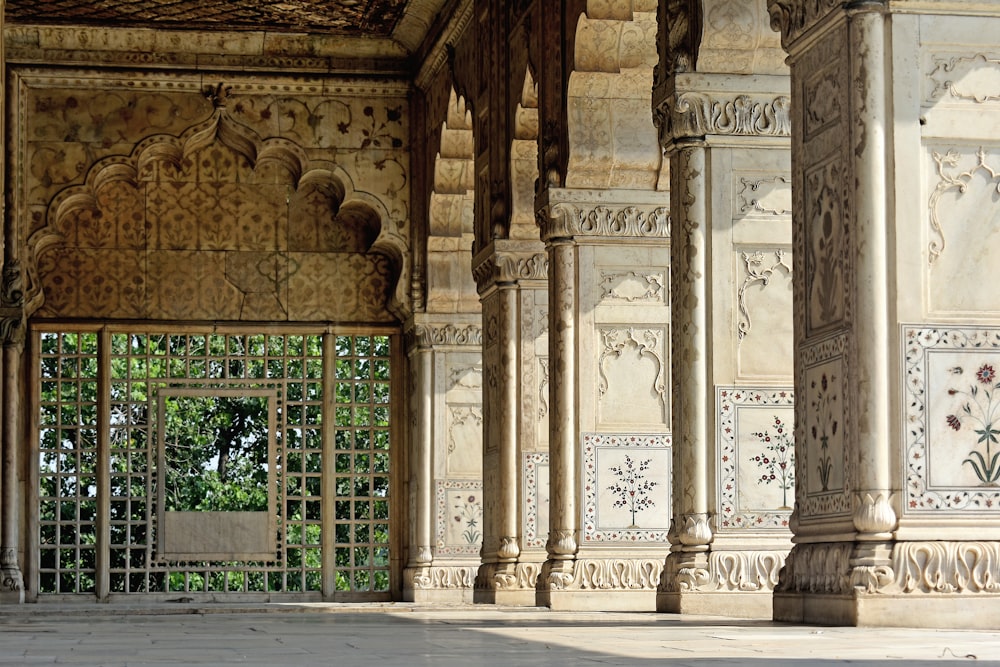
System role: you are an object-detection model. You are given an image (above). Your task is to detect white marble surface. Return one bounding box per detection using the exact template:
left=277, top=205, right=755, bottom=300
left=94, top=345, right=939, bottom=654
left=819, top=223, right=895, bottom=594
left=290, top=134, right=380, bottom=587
left=0, top=605, right=997, bottom=666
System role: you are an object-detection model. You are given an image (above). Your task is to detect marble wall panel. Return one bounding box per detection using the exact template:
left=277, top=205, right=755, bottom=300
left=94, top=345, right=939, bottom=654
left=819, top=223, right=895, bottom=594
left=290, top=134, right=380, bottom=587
left=716, top=387, right=795, bottom=531
left=583, top=433, right=671, bottom=542
left=435, top=480, right=483, bottom=556
left=904, top=326, right=1000, bottom=513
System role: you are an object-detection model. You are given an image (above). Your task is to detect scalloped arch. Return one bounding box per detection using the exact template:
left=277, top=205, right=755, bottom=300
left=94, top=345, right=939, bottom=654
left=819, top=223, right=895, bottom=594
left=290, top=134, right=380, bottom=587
left=28, top=115, right=409, bottom=323
left=565, top=0, right=663, bottom=190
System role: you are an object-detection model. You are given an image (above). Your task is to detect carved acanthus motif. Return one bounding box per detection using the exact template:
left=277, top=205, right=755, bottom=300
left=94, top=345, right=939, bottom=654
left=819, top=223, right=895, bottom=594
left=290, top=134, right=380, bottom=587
left=542, top=203, right=670, bottom=241
left=664, top=93, right=790, bottom=141
left=547, top=529, right=577, bottom=557
left=571, top=559, right=663, bottom=592
left=776, top=542, right=852, bottom=594
left=895, top=542, right=1000, bottom=594
left=766, top=0, right=846, bottom=49
left=0, top=548, right=24, bottom=594
left=475, top=562, right=541, bottom=591
left=472, top=249, right=548, bottom=292
left=665, top=551, right=786, bottom=593
left=928, top=148, right=1000, bottom=264
left=738, top=250, right=792, bottom=340
left=0, top=263, right=26, bottom=347
left=410, top=566, right=477, bottom=590
left=409, top=323, right=483, bottom=349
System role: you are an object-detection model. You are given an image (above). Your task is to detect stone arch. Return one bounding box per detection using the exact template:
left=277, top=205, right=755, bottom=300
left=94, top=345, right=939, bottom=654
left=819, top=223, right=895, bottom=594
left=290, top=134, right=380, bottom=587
left=425, top=87, right=478, bottom=313
left=28, top=112, right=404, bottom=323
left=565, top=0, right=663, bottom=190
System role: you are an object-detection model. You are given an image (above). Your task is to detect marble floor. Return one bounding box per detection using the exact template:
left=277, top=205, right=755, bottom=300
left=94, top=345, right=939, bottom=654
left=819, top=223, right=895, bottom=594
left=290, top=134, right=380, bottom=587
left=0, top=604, right=998, bottom=666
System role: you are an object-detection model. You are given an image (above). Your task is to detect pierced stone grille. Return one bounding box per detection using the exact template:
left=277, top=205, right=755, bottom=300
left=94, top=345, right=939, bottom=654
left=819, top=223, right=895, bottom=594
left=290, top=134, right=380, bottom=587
left=34, top=328, right=392, bottom=599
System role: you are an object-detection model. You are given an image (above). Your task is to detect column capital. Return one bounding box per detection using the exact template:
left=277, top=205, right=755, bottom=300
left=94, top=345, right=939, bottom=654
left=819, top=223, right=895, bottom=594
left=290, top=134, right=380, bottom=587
left=534, top=188, right=670, bottom=244
left=0, top=262, right=24, bottom=349
left=471, top=240, right=548, bottom=294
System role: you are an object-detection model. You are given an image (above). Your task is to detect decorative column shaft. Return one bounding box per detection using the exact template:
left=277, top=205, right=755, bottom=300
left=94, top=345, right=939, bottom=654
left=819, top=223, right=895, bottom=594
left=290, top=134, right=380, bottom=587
left=411, top=342, right=435, bottom=568
left=847, top=5, right=895, bottom=540
left=0, top=285, right=24, bottom=602
left=545, top=237, right=577, bottom=567
left=670, top=142, right=712, bottom=553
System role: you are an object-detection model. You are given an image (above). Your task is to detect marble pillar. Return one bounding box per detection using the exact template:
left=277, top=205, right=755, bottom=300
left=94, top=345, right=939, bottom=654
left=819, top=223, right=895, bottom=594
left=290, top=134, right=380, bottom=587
left=535, top=188, right=671, bottom=611
left=769, top=0, right=1000, bottom=627
left=472, top=239, right=548, bottom=605
left=0, top=262, right=25, bottom=604
left=402, top=316, right=484, bottom=603
left=653, top=0, right=795, bottom=618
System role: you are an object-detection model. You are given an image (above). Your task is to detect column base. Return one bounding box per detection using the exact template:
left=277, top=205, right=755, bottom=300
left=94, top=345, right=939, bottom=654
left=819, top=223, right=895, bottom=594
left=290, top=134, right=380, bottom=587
left=401, top=565, right=476, bottom=604
left=535, top=556, right=663, bottom=611
left=0, top=566, right=24, bottom=604
left=774, top=591, right=1000, bottom=629
left=473, top=561, right=542, bottom=606
left=657, top=590, right=773, bottom=618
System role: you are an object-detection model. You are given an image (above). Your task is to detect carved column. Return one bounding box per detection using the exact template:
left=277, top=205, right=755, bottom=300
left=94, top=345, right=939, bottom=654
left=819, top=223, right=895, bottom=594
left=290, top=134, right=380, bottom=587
left=472, top=240, right=548, bottom=605
left=663, top=141, right=714, bottom=598
left=402, top=319, right=484, bottom=603
left=535, top=189, right=672, bottom=611
left=770, top=0, right=1000, bottom=627
left=654, top=0, right=793, bottom=618
left=0, top=263, right=25, bottom=603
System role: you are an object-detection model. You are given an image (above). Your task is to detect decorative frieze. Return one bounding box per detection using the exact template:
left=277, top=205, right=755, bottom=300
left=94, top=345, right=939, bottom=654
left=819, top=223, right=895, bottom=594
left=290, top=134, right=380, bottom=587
left=407, top=323, right=483, bottom=349
left=662, top=551, right=786, bottom=593
left=658, top=92, right=791, bottom=143
left=471, top=247, right=548, bottom=293
left=895, top=542, right=1000, bottom=594
left=410, top=566, right=477, bottom=590
left=540, top=202, right=670, bottom=241
left=475, top=562, right=541, bottom=591
left=545, top=558, right=663, bottom=592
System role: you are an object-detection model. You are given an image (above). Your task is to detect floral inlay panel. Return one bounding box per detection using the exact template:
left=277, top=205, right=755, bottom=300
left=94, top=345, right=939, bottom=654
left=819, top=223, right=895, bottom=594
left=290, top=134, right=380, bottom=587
left=523, top=453, right=549, bottom=550
left=435, top=480, right=483, bottom=556
left=905, top=327, right=1000, bottom=512
left=798, top=334, right=852, bottom=519
left=583, top=433, right=671, bottom=542
left=717, top=387, right=795, bottom=531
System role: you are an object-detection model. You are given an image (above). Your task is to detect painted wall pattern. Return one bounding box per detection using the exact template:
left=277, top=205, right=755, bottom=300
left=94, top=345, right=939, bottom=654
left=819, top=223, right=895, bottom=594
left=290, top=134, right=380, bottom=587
left=905, top=327, right=1000, bottom=512
left=716, top=387, right=795, bottom=530
left=583, top=433, right=671, bottom=542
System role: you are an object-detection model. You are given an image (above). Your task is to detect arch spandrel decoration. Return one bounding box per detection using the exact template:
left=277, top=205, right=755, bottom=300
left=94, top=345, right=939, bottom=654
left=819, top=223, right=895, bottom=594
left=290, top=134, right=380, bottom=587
left=27, top=91, right=407, bottom=323
left=510, top=68, right=540, bottom=238
left=566, top=0, right=664, bottom=191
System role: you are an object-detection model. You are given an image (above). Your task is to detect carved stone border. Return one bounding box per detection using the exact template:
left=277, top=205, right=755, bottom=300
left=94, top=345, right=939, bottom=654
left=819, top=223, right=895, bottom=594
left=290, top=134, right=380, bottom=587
left=717, top=386, right=795, bottom=532
left=903, top=326, right=1000, bottom=513
left=582, top=433, right=672, bottom=543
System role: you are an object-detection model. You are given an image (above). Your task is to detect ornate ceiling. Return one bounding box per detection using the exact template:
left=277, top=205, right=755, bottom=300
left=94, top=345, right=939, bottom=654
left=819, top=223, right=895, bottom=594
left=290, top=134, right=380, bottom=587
left=3, top=0, right=461, bottom=71
left=6, top=0, right=409, bottom=35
